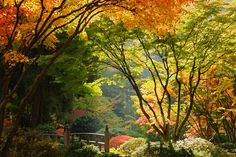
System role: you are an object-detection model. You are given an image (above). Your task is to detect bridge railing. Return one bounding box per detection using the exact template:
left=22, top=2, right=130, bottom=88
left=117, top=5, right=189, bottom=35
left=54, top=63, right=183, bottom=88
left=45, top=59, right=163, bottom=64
left=43, top=125, right=110, bottom=153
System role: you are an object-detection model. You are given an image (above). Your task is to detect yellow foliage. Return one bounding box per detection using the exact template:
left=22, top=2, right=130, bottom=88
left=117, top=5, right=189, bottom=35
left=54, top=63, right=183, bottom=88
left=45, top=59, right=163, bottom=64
left=3, top=50, right=29, bottom=68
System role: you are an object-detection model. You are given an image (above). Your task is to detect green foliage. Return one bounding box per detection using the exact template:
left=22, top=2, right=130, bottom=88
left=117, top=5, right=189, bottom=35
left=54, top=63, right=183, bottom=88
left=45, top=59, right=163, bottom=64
left=64, top=141, right=120, bottom=157
left=72, top=96, right=123, bottom=129
left=64, top=141, right=101, bottom=157
left=218, top=143, right=236, bottom=153
left=119, top=137, right=146, bottom=156
left=100, top=152, right=120, bottom=157
left=18, top=32, right=102, bottom=127
left=8, top=129, right=64, bottom=157
left=70, top=115, right=104, bottom=133
left=37, top=123, right=56, bottom=134
left=108, top=128, right=126, bottom=137
left=132, top=142, right=193, bottom=157
left=74, top=145, right=101, bottom=157
left=176, top=137, right=232, bottom=157
left=47, top=32, right=101, bottom=95
left=64, top=141, right=84, bottom=157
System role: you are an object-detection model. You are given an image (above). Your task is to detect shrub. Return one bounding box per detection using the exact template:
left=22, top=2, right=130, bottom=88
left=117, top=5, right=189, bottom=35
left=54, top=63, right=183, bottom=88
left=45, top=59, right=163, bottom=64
left=65, top=141, right=101, bottom=157
left=131, top=142, right=154, bottom=157
left=9, top=129, right=64, bottom=157
left=75, top=145, right=101, bottom=157
left=65, top=141, right=120, bottom=157
left=119, top=137, right=146, bottom=156
left=37, top=123, right=56, bottom=134
left=176, top=137, right=232, bottom=157
left=109, top=135, right=133, bottom=148
left=70, top=115, right=104, bottom=133
left=64, top=141, right=85, bottom=157
left=219, top=143, right=236, bottom=153
left=100, top=152, right=120, bottom=157
left=132, top=142, right=193, bottom=157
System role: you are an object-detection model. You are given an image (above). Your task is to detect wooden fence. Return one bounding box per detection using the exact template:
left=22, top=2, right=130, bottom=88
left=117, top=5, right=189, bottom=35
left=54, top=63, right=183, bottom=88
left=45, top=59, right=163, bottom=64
left=43, top=125, right=110, bottom=153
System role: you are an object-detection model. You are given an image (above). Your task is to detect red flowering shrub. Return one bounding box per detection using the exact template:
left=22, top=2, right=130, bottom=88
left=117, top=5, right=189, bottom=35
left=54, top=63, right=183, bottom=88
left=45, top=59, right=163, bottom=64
left=109, top=135, right=133, bottom=148
left=56, top=128, right=64, bottom=136
left=4, top=119, right=11, bottom=128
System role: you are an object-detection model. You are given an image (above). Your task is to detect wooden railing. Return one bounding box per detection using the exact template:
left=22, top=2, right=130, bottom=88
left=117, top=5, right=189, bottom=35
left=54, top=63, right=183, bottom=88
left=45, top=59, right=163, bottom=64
left=43, top=125, right=110, bottom=153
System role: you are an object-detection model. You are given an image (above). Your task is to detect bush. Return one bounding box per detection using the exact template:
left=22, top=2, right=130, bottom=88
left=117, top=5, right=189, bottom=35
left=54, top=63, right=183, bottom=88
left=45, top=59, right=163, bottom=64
left=119, top=137, right=146, bottom=156
left=64, top=141, right=84, bottom=157
left=132, top=142, right=193, bottom=157
left=100, top=152, right=120, bottom=157
left=70, top=115, right=104, bottom=133
left=176, top=137, right=232, bottom=157
left=9, top=129, right=64, bottom=157
left=65, top=141, right=101, bottom=157
left=219, top=143, right=236, bottom=153
left=109, top=135, right=133, bottom=148
left=64, top=141, right=121, bottom=157
left=37, top=124, right=56, bottom=134
left=75, top=145, right=101, bottom=157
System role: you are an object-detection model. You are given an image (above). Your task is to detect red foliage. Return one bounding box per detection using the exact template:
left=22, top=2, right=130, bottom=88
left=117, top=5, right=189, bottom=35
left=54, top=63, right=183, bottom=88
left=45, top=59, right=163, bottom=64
left=3, top=119, right=11, bottom=128
left=0, top=6, right=30, bottom=45
left=109, top=135, right=133, bottom=148
left=56, top=128, right=64, bottom=136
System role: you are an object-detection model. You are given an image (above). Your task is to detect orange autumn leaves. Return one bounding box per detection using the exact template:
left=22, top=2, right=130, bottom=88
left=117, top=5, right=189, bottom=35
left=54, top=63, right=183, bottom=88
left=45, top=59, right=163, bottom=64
left=0, top=0, right=192, bottom=68
left=0, top=4, right=31, bottom=68
left=0, top=6, right=30, bottom=49
left=0, top=0, right=70, bottom=68
left=108, top=0, right=192, bottom=36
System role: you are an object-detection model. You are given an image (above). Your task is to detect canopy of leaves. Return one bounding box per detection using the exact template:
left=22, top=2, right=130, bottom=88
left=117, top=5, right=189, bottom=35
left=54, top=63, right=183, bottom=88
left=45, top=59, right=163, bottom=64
left=86, top=0, right=235, bottom=141
left=108, top=0, right=193, bottom=36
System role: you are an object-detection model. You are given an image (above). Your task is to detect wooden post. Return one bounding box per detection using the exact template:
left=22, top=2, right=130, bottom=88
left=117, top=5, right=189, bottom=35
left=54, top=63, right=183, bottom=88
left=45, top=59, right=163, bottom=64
left=64, top=123, right=70, bottom=145
left=104, top=125, right=109, bottom=153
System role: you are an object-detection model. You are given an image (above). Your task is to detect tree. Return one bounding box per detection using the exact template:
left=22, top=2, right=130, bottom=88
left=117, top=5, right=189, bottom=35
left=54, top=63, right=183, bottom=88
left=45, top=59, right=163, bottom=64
left=87, top=0, right=235, bottom=142
left=0, top=0, right=121, bottom=156
left=28, top=33, right=102, bottom=127
left=187, top=59, right=236, bottom=142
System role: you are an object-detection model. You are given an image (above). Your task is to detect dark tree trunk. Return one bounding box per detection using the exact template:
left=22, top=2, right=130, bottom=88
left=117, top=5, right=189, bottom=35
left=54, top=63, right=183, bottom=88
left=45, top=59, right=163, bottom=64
left=0, top=108, right=5, bottom=137
left=31, top=83, right=43, bottom=127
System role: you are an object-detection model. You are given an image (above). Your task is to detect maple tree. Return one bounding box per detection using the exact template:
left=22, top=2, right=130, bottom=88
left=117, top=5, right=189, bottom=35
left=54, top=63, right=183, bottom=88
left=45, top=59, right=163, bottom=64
left=0, top=0, right=120, bottom=156
left=187, top=61, right=236, bottom=142
left=87, top=0, right=235, bottom=142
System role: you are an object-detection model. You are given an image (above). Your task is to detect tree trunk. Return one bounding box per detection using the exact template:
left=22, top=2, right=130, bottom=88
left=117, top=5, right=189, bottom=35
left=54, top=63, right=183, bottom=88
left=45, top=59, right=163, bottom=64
left=0, top=74, right=10, bottom=138
left=0, top=108, right=5, bottom=137
left=31, top=82, right=43, bottom=127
